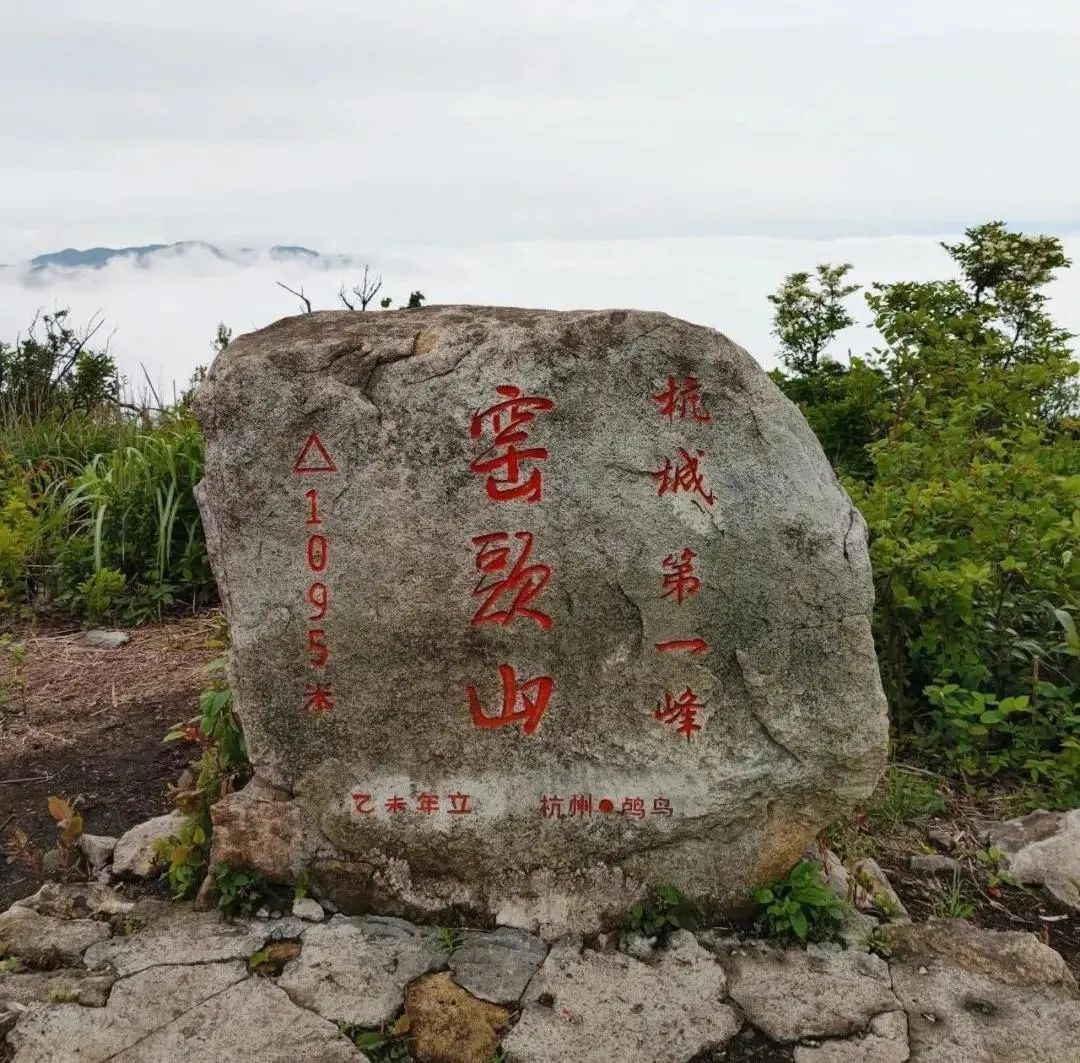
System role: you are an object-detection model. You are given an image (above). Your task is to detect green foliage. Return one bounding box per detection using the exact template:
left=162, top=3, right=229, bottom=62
left=157, top=661, right=250, bottom=899
left=0, top=311, right=215, bottom=623
left=768, top=263, right=860, bottom=375
left=0, top=309, right=119, bottom=421
left=214, top=862, right=268, bottom=918
left=76, top=567, right=126, bottom=624
left=752, top=860, right=846, bottom=944
left=625, top=884, right=700, bottom=941
left=340, top=1021, right=413, bottom=1061
left=770, top=223, right=1080, bottom=806
left=932, top=868, right=975, bottom=920
left=406, top=291, right=426, bottom=309
left=437, top=927, right=464, bottom=955
left=866, top=768, right=948, bottom=830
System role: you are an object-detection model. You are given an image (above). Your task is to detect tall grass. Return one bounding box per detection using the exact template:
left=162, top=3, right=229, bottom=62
left=0, top=402, right=214, bottom=623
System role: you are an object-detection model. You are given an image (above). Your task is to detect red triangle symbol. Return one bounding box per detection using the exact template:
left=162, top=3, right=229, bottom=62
left=292, top=432, right=338, bottom=474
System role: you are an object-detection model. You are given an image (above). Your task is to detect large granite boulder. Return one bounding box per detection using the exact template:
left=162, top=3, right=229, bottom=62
left=194, top=306, right=887, bottom=933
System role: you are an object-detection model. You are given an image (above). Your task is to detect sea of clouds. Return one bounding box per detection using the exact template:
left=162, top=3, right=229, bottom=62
left=2, top=234, right=1078, bottom=401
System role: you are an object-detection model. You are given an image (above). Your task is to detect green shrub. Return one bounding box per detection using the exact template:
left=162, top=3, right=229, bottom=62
left=753, top=860, right=846, bottom=944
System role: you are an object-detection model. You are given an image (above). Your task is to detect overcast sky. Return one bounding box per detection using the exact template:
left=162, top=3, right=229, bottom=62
left=2, top=0, right=1079, bottom=384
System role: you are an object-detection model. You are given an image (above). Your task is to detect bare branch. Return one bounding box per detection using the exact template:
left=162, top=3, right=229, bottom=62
left=276, top=281, right=313, bottom=314
left=337, top=283, right=356, bottom=311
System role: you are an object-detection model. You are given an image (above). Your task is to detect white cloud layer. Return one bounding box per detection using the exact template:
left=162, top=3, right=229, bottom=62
left=2, top=234, right=1078, bottom=399
left=2, top=1, right=1080, bottom=259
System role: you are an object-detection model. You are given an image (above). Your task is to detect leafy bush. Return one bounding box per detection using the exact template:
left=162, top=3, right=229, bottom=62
left=769, top=222, right=1080, bottom=806
left=753, top=860, right=846, bottom=944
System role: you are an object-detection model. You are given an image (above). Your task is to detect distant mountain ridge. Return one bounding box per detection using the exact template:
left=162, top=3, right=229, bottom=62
left=6, top=241, right=332, bottom=272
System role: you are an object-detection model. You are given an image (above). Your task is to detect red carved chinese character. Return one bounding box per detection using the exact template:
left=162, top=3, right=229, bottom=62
left=653, top=376, right=711, bottom=422
left=652, top=448, right=715, bottom=506
left=569, top=793, right=593, bottom=817
left=652, top=796, right=674, bottom=817
left=621, top=797, right=646, bottom=819
left=351, top=792, right=374, bottom=814
left=655, top=637, right=709, bottom=655
left=417, top=792, right=440, bottom=814
left=467, top=665, right=554, bottom=736
left=655, top=688, right=705, bottom=738
left=661, top=548, right=701, bottom=605
left=540, top=794, right=564, bottom=819
left=303, top=683, right=335, bottom=714
left=469, top=385, right=554, bottom=503
left=471, top=531, right=553, bottom=631
left=385, top=795, right=407, bottom=813
left=448, top=792, right=472, bottom=815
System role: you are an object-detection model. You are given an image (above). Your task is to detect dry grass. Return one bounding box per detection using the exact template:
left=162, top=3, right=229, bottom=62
left=0, top=612, right=223, bottom=759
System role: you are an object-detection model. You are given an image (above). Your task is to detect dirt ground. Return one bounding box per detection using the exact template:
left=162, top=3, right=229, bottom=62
left=0, top=614, right=219, bottom=910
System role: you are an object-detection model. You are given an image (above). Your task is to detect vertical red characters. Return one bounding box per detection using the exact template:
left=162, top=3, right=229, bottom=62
left=467, top=385, right=556, bottom=735
left=293, top=432, right=338, bottom=714
left=650, top=379, right=713, bottom=740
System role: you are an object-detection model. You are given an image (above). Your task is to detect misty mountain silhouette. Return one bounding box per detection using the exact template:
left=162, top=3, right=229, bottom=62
left=20, top=242, right=324, bottom=271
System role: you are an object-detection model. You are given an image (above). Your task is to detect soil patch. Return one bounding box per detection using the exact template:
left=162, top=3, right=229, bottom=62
left=0, top=614, right=219, bottom=909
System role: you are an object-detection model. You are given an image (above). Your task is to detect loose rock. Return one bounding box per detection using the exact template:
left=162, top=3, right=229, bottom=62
left=448, top=926, right=547, bottom=1004
left=501, top=931, right=739, bottom=1063
left=291, top=896, right=326, bottom=922
left=80, top=629, right=130, bottom=650
left=14, top=882, right=133, bottom=921
left=277, top=914, right=443, bottom=1027
left=111, top=810, right=184, bottom=878
left=986, top=808, right=1080, bottom=910
left=78, top=834, right=118, bottom=869
left=719, top=943, right=900, bottom=1042
left=0, top=906, right=111, bottom=968
left=909, top=854, right=960, bottom=876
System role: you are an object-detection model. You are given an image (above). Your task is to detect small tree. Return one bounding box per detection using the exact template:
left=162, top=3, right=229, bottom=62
left=338, top=266, right=383, bottom=311
left=406, top=291, right=426, bottom=309
left=768, top=264, right=859, bottom=375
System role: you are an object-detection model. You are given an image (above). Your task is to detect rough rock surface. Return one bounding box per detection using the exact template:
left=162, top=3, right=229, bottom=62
left=15, top=881, right=133, bottom=920
left=793, top=1010, right=910, bottom=1063
left=78, top=834, right=118, bottom=869
left=7, top=961, right=365, bottom=1062
left=0, top=969, right=115, bottom=1008
left=501, top=931, right=740, bottom=1062
left=886, top=920, right=1080, bottom=1062
left=111, top=810, right=184, bottom=877
left=195, top=306, right=888, bottom=927
left=987, top=808, right=1080, bottom=910
left=0, top=906, right=110, bottom=967
left=405, top=972, right=510, bottom=1063
left=277, top=914, right=444, bottom=1027
left=83, top=906, right=267, bottom=976
left=448, top=927, right=547, bottom=1003
left=720, top=943, right=900, bottom=1042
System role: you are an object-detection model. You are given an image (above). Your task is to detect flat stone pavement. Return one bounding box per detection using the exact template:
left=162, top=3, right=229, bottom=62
left=0, top=881, right=1077, bottom=1062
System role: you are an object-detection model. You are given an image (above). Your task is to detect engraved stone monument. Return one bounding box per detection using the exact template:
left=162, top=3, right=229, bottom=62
left=194, top=306, right=888, bottom=935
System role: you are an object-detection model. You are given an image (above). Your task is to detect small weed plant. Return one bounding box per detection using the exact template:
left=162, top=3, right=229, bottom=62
left=155, top=658, right=250, bottom=899
left=625, top=884, right=700, bottom=942
left=753, top=860, right=846, bottom=944
left=214, top=862, right=268, bottom=919
left=932, top=868, right=975, bottom=920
